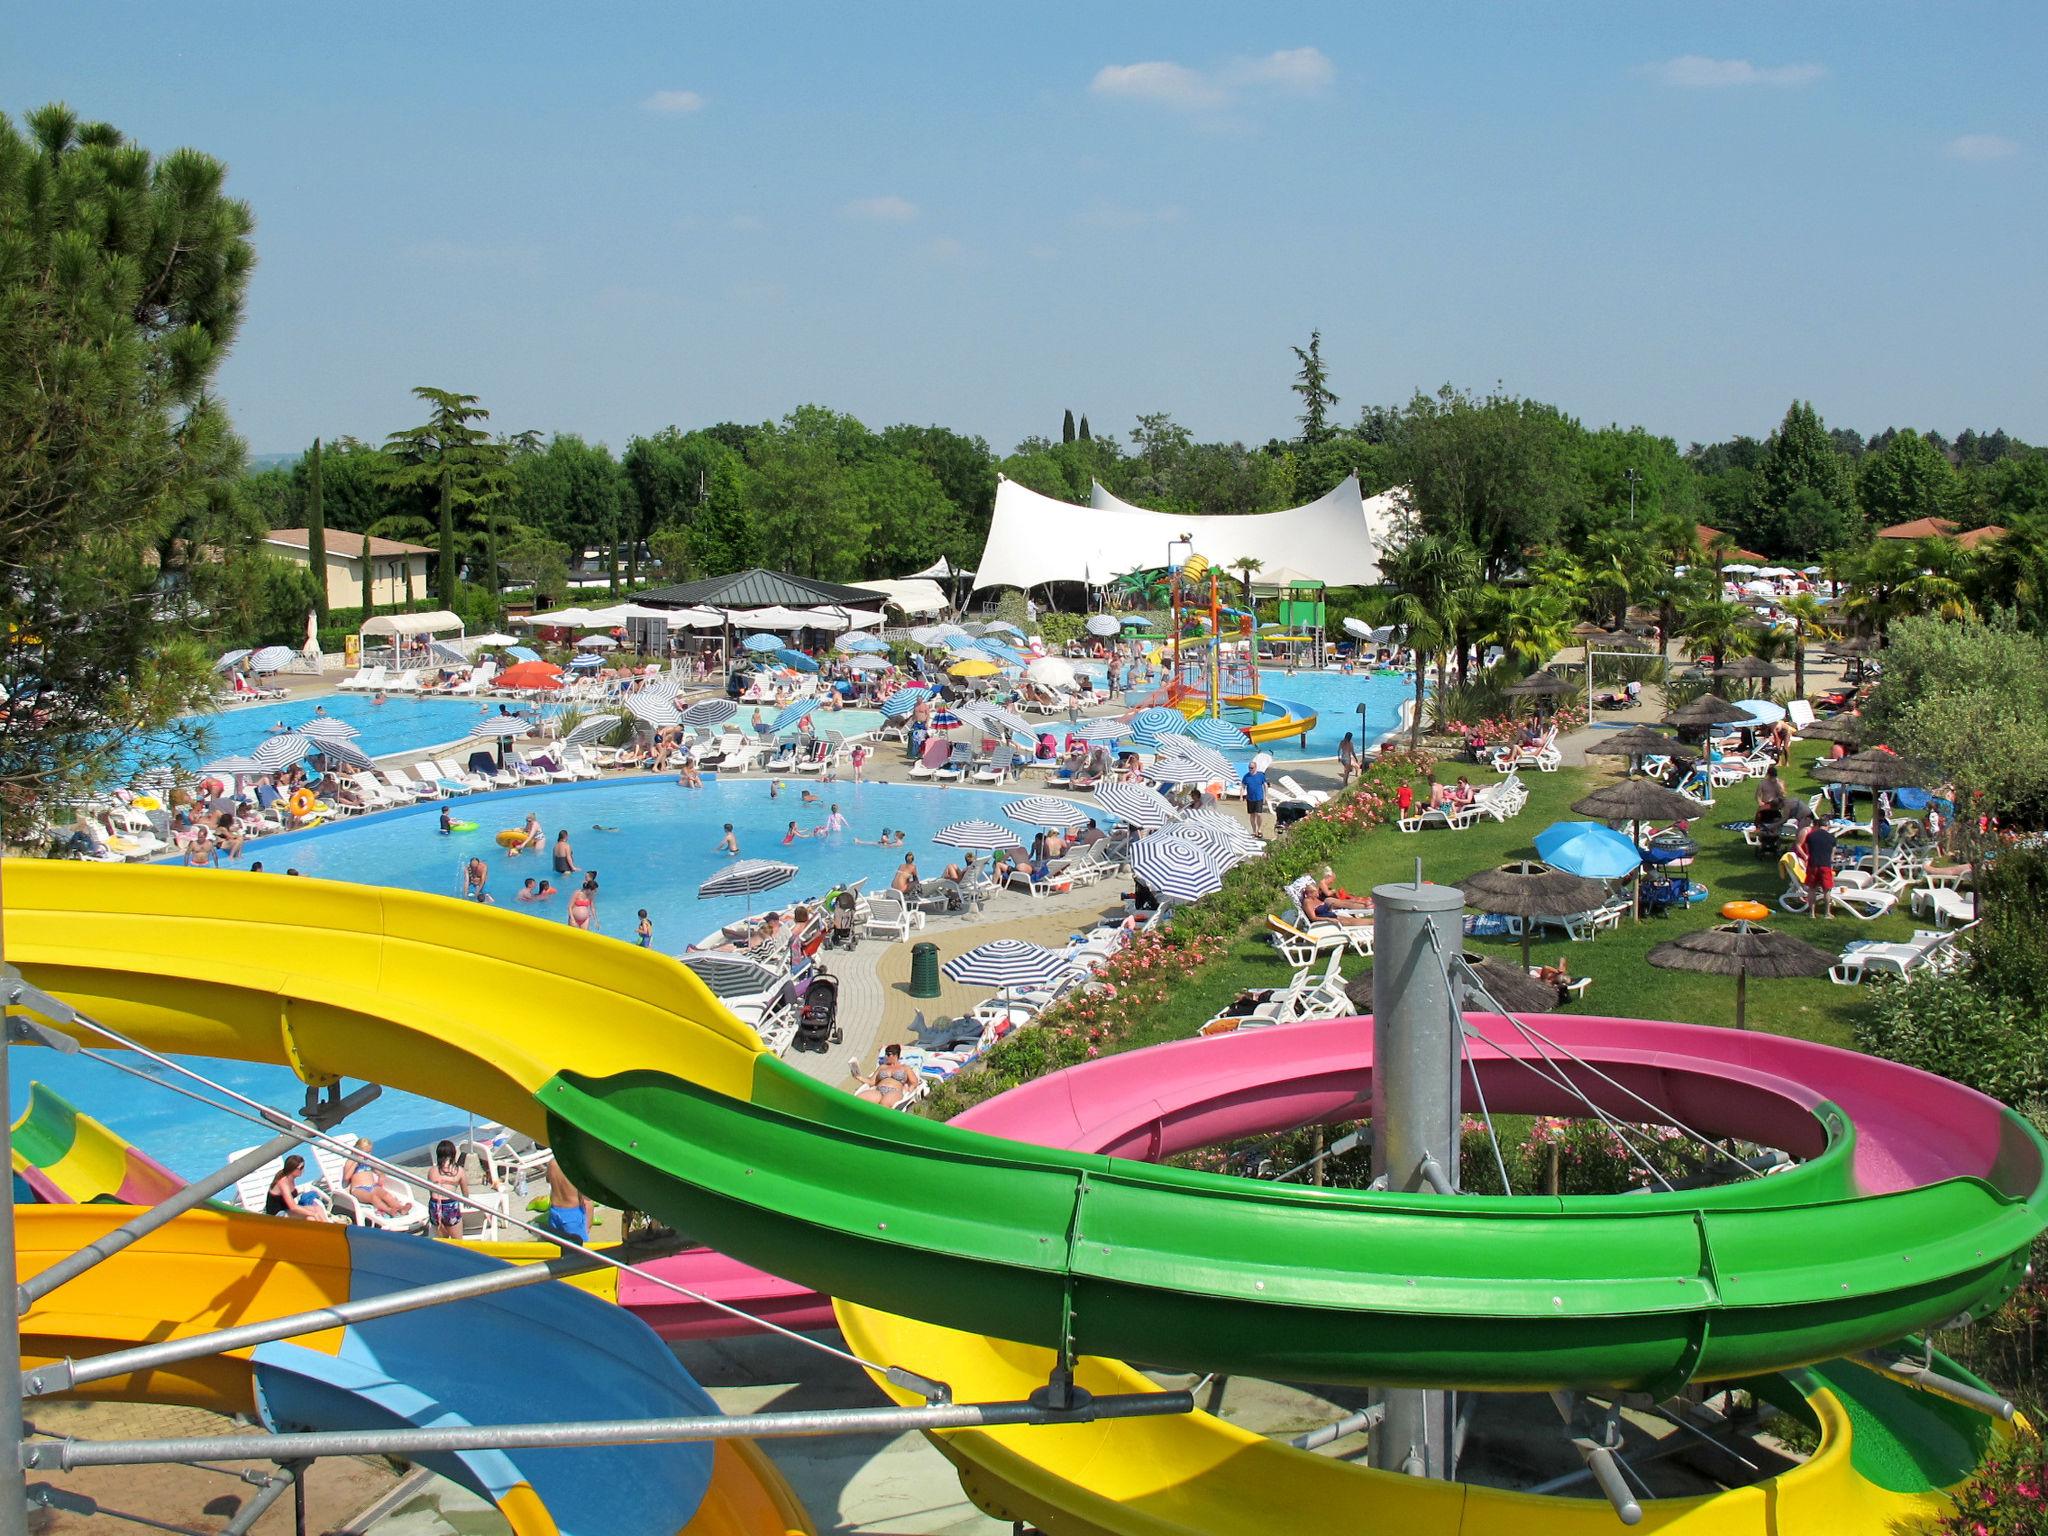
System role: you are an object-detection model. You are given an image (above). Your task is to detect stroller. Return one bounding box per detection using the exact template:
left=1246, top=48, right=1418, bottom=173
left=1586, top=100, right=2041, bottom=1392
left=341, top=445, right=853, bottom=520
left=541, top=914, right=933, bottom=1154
left=792, top=966, right=842, bottom=1053
left=825, top=887, right=861, bottom=951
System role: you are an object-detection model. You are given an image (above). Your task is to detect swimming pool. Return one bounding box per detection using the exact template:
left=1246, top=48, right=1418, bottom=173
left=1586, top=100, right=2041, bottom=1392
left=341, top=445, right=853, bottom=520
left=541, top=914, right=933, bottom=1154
left=27, top=776, right=1065, bottom=1175
left=1220, top=669, right=1413, bottom=761
left=130, top=694, right=519, bottom=772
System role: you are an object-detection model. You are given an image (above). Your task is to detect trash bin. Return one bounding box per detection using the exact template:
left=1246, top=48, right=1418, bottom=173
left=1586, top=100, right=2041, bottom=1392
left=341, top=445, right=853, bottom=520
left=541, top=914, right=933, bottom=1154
left=908, top=941, right=942, bottom=999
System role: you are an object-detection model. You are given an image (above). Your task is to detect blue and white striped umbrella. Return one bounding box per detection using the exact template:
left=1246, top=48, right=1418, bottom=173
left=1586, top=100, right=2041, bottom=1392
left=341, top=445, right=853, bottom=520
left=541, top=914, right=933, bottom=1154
left=934, top=819, right=1022, bottom=851
left=848, top=654, right=892, bottom=673
left=1085, top=614, right=1123, bottom=637
left=777, top=649, right=819, bottom=673
left=770, top=698, right=821, bottom=734
left=833, top=633, right=870, bottom=654
left=1129, top=835, right=1225, bottom=903
left=984, top=621, right=1025, bottom=637
left=468, top=718, right=529, bottom=741
left=881, top=687, right=933, bottom=719
left=907, top=625, right=944, bottom=646
left=197, top=755, right=267, bottom=778
left=1070, top=717, right=1135, bottom=744
left=1003, top=795, right=1082, bottom=828
left=505, top=645, right=540, bottom=663
left=1009, top=729, right=1043, bottom=754
left=1153, top=740, right=1238, bottom=781
left=629, top=693, right=684, bottom=727
left=249, top=645, right=296, bottom=674
left=942, top=939, right=1078, bottom=990
left=249, top=733, right=317, bottom=770
left=1127, top=707, right=1192, bottom=741
left=679, top=698, right=738, bottom=727
left=1148, top=753, right=1235, bottom=788
left=1184, top=715, right=1253, bottom=752
left=743, top=633, right=785, bottom=653
left=975, top=704, right=1035, bottom=735
left=697, top=859, right=798, bottom=900
left=296, top=716, right=361, bottom=741
left=311, top=738, right=376, bottom=771
left=562, top=714, right=623, bottom=749
left=1160, top=818, right=1259, bottom=869
left=1179, top=808, right=1264, bottom=849
left=1092, top=782, right=1175, bottom=829
left=212, top=648, right=252, bottom=672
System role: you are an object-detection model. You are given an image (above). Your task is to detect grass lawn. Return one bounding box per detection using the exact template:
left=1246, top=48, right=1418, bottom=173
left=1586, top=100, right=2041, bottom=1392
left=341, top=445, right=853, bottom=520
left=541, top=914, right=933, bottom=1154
left=1135, top=742, right=1913, bottom=1050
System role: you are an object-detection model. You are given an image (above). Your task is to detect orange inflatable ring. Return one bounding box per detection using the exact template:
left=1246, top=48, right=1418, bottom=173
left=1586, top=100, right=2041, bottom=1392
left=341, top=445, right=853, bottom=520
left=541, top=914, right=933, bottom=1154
left=287, top=789, right=318, bottom=819
left=1721, top=900, right=1770, bottom=923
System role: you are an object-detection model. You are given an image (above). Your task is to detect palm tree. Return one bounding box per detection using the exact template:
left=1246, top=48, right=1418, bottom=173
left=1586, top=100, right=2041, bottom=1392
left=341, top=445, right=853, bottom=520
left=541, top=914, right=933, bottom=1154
left=1681, top=598, right=1751, bottom=674
left=1230, top=556, right=1263, bottom=611
left=1777, top=592, right=1833, bottom=698
left=1645, top=514, right=1704, bottom=657
left=1973, top=514, right=2048, bottom=626
left=1377, top=535, right=1481, bottom=742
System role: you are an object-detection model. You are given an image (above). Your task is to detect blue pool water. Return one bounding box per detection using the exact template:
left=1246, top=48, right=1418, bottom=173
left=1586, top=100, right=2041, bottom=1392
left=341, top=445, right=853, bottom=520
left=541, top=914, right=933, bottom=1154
left=1224, top=669, right=1413, bottom=760
left=130, top=694, right=519, bottom=773
left=16, top=777, right=1059, bottom=1176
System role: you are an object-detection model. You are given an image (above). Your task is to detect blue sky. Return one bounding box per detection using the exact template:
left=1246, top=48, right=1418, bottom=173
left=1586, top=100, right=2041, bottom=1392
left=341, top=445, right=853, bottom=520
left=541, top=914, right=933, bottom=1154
left=8, top=3, right=2043, bottom=456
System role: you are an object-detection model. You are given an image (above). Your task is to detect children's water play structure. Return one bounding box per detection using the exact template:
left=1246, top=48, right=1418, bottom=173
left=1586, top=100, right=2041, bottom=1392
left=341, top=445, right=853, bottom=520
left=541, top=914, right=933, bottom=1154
left=1156, top=550, right=1321, bottom=747
left=5, top=859, right=2043, bottom=1533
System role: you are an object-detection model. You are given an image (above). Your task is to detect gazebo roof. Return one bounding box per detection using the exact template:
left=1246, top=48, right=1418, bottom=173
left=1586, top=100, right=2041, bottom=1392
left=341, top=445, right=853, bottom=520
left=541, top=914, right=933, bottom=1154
left=636, top=568, right=880, bottom=610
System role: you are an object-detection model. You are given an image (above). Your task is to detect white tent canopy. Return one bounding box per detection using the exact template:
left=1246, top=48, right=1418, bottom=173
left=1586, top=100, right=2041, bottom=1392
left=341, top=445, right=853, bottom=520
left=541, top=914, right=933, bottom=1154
left=727, top=605, right=818, bottom=629
left=797, top=605, right=886, bottom=630
left=852, top=579, right=948, bottom=616
left=972, top=475, right=1397, bottom=592
left=360, top=610, right=465, bottom=638
left=908, top=556, right=971, bottom=579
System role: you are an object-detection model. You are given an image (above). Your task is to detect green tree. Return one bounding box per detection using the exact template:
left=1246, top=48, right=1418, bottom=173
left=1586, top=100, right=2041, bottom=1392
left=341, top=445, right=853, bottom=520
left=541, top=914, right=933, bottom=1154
left=1777, top=591, right=1834, bottom=697
left=1291, top=330, right=1338, bottom=445
left=0, top=103, right=256, bottom=799
left=1374, top=534, right=1480, bottom=737
left=1078, top=414, right=1092, bottom=442
left=498, top=522, right=571, bottom=607
left=379, top=387, right=509, bottom=605
left=745, top=406, right=871, bottom=580
left=305, top=438, right=328, bottom=621
left=1856, top=428, right=1959, bottom=530
left=849, top=454, right=963, bottom=576
left=359, top=531, right=373, bottom=615
left=1393, top=386, right=1587, bottom=583
left=1972, top=515, right=2048, bottom=630
left=1745, top=401, right=1858, bottom=555
left=507, top=434, right=624, bottom=592
left=1061, top=408, right=1076, bottom=444
left=1230, top=556, right=1263, bottom=612
left=290, top=437, right=398, bottom=533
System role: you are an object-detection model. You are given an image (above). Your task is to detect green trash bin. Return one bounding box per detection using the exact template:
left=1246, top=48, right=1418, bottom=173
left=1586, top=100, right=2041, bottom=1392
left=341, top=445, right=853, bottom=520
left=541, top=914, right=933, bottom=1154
left=908, top=940, right=942, bottom=999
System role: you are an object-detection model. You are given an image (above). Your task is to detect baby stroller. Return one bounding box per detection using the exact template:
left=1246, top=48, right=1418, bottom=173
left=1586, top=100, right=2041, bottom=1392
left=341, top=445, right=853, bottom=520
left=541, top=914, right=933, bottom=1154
left=792, top=967, right=842, bottom=1053
left=825, top=887, right=861, bottom=951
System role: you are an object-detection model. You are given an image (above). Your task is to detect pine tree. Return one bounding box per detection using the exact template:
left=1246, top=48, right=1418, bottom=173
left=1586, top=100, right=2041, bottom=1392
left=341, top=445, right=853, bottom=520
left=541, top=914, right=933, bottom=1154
left=379, top=387, right=510, bottom=605
left=1078, top=415, right=1092, bottom=441
left=1291, top=330, right=1338, bottom=445
left=305, top=438, right=328, bottom=621
left=1062, top=409, right=1076, bottom=444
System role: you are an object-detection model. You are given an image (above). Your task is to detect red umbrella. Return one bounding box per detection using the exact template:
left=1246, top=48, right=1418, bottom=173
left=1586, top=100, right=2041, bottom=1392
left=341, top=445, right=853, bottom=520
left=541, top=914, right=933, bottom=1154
left=496, top=661, right=565, bottom=691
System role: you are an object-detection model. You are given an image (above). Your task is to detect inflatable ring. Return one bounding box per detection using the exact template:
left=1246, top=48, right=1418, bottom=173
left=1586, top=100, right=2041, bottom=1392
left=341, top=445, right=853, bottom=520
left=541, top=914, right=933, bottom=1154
left=448, top=821, right=479, bottom=833
left=495, top=829, right=526, bottom=849
left=287, top=790, right=318, bottom=819
left=1721, top=900, right=1771, bottom=923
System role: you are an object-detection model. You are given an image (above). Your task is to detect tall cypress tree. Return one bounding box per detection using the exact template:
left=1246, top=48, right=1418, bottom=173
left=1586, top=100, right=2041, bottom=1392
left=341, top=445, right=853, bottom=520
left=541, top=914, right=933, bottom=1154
left=305, top=438, right=328, bottom=621
left=1078, top=415, right=1092, bottom=442
left=360, top=531, right=374, bottom=615
left=1062, top=408, right=1076, bottom=444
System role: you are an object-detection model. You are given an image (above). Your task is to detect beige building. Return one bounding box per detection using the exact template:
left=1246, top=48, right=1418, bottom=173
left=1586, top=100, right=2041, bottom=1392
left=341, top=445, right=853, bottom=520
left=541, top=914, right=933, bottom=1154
left=265, top=528, right=433, bottom=609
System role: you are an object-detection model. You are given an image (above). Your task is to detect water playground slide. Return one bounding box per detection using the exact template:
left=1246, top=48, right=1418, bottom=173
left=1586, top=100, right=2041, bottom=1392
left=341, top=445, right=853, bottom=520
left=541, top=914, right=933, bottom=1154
left=8, top=862, right=2043, bottom=1397
left=11, top=1079, right=181, bottom=1206
left=836, top=1025, right=2010, bottom=1533
left=15, top=1205, right=811, bottom=1536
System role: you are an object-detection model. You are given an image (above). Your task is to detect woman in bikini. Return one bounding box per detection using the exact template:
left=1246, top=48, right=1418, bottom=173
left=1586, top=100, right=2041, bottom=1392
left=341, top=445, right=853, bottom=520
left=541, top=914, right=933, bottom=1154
left=425, top=1140, right=469, bottom=1238
left=341, top=1137, right=415, bottom=1219
left=850, top=1044, right=922, bottom=1108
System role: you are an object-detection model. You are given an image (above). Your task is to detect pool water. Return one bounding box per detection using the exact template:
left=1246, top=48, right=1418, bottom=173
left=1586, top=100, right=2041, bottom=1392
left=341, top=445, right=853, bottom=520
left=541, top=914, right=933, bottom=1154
left=1218, top=669, right=1413, bottom=761
left=28, top=776, right=1063, bottom=1176
left=130, top=694, right=522, bottom=772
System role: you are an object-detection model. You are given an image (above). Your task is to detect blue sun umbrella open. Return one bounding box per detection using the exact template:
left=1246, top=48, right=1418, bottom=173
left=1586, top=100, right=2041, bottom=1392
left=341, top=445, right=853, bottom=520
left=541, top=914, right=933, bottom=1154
left=1532, top=821, right=1644, bottom=881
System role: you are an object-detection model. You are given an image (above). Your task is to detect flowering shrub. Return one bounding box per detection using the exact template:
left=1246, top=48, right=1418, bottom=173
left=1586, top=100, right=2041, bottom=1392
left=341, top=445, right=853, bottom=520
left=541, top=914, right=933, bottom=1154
left=1442, top=703, right=1590, bottom=748
left=1935, top=1433, right=2048, bottom=1535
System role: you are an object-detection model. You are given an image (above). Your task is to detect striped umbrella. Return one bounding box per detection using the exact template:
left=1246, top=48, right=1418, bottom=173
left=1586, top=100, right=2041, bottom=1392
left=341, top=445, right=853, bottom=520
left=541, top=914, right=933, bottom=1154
left=1070, top=717, right=1135, bottom=744
left=770, top=698, right=821, bottom=734
left=1086, top=614, right=1122, bottom=636
left=848, top=634, right=891, bottom=653
left=1184, top=715, right=1253, bottom=752
left=928, top=708, right=963, bottom=731
left=505, top=645, right=540, bottom=663
left=942, top=940, right=1078, bottom=990
left=296, top=716, right=361, bottom=740
left=562, top=714, right=623, bottom=749
left=1180, top=808, right=1264, bottom=848
left=1127, top=707, right=1192, bottom=740
left=698, top=859, right=798, bottom=904
left=311, top=738, right=376, bottom=772
left=1129, top=835, right=1225, bottom=903
left=679, top=698, right=738, bottom=727
left=249, top=645, right=297, bottom=674
left=212, top=648, right=252, bottom=672
left=1159, top=819, right=1258, bottom=869
left=934, top=819, right=1023, bottom=851
left=629, top=693, right=684, bottom=727
left=1152, top=741, right=1238, bottom=782
left=977, top=704, right=1036, bottom=736
left=984, top=621, right=1025, bottom=637
left=196, top=755, right=267, bottom=779
left=833, top=633, right=870, bottom=654
left=1092, top=782, right=1175, bottom=829
left=743, top=634, right=784, bottom=653
left=777, top=649, right=819, bottom=673
left=908, top=625, right=944, bottom=645
left=468, top=718, right=529, bottom=741
left=848, top=654, right=891, bottom=673
left=249, top=734, right=316, bottom=771
left=881, top=687, right=933, bottom=719
left=1003, top=796, right=1083, bottom=828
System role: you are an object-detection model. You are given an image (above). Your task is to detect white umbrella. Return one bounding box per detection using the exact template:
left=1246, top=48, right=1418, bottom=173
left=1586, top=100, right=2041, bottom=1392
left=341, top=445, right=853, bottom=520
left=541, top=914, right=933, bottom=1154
left=470, top=632, right=519, bottom=646
left=575, top=634, right=619, bottom=650
left=1341, top=617, right=1374, bottom=640
left=249, top=646, right=296, bottom=674
left=849, top=654, right=891, bottom=673
left=1085, top=614, right=1122, bottom=637
left=212, top=648, right=252, bottom=672
left=1023, top=657, right=1076, bottom=689
left=521, top=607, right=596, bottom=627
left=296, top=717, right=360, bottom=741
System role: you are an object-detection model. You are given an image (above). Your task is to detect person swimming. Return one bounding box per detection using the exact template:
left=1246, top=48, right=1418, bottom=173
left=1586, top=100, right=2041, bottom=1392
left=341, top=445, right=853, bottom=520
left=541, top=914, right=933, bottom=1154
left=591, top=823, right=620, bottom=832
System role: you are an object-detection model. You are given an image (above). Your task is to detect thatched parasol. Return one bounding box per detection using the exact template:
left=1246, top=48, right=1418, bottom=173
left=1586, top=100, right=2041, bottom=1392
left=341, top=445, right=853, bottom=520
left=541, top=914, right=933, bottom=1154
left=1345, top=955, right=1560, bottom=1015
left=1571, top=621, right=1612, bottom=639
left=1457, top=860, right=1612, bottom=969
left=1813, top=748, right=1935, bottom=791
left=1505, top=668, right=1574, bottom=708
left=1797, top=714, right=1863, bottom=746
left=1646, top=917, right=1833, bottom=1029
left=1572, top=781, right=1706, bottom=920
left=1584, top=725, right=1684, bottom=777
left=1664, top=693, right=1752, bottom=729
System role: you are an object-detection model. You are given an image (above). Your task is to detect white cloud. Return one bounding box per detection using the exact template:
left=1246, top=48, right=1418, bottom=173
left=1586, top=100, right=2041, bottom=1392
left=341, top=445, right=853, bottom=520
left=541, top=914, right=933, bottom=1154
left=1947, top=133, right=2018, bottom=161
left=843, top=194, right=919, bottom=223
left=1090, top=47, right=1333, bottom=111
left=1642, top=55, right=1826, bottom=88
left=642, top=89, right=706, bottom=114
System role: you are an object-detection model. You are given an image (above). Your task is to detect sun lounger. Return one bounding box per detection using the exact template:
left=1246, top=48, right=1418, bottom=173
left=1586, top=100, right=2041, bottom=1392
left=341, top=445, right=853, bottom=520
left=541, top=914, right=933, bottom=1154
left=1273, top=775, right=1329, bottom=808
left=1267, top=913, right=1372, bottom=967
left=1776, top=855, right=1899, bottom=921
left=1910, top=886, right=1978, bottom=928
left=1829, top=927, right=1966, bottom=985
left=862, top=889, right=924, bottom=941
left=1399, top=800, right=1479, bottom=833
left=378, top=768, right=432, bottom=801
left=337, top=666, right=385, bottom=692
left=386, top=669, right=422, bottom=694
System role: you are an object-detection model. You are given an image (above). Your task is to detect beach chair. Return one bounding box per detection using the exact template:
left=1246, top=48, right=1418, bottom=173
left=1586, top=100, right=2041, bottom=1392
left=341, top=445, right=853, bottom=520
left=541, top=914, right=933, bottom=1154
left=379, top=768, right=433, bottom=801
left=862, top=889, right=923, bottom=941
left=1910, top=886, right=1978, bottom=929
left=336, top=666, right=385, bottom=692
left=1273, top=775, right=1329, bottom=808
left=1267, top=913, right=1371, bottom=967
left=386, top=669, right=422, bottom=694
left=345, top=773, right=406, bottom=809
left=413, top=761, right=466, bottom=797
left=1786, top=699, right=1816, bottom=734
left=1830, top=927, right=1965, bottom=985
left=307, top=1145, right=430, bottom=1234
left=1776, top=854, right=1899, bottom=921
left=435, top=757, right=492, bottom=793
left=1398, top=799, right=1479, bottom=833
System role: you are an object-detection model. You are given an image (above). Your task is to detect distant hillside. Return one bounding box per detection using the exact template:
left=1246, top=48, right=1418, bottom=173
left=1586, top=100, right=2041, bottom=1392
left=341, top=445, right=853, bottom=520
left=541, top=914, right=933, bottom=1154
left=247, top=451, right=303, bottom=471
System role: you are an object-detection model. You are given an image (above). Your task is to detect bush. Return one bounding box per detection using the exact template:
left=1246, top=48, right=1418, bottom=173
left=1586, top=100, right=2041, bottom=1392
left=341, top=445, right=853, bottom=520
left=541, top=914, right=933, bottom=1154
left=1037, top=611, right=1085, bottom=651
left=1933, top=1432, right=2048, bottom=1534
left=1855, top=971, right=2047, bottom=1106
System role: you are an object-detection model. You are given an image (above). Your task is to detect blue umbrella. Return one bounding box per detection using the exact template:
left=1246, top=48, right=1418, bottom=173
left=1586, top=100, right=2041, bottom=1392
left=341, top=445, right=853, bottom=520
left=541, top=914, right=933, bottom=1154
left=1735, top=698, right=1786, bottom=725
left=849, top=635, right=891, bottom=653
left=770, top=698, right=821, bottom=734
left=1129, top=835, right=1225, bottom=904
left=1185, top=715, right=1253, bottom=752
left=776, top=649, right=820, bottom=673
left=881, top=687, right=933, bottom=719
left=506, top=645, right=540, bottom=663
left=1532, top=822, right=1643, bottom=880
left=743, top=634, right=785, bottom=653
left=983, top=621, right=1024, bottom=637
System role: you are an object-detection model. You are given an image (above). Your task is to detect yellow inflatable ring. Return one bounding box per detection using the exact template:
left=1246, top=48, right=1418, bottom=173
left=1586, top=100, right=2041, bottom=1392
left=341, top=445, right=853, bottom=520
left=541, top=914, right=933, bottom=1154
left=287, top=790, right=318, bottom=819
left=495, top=829, right=526, bottom=849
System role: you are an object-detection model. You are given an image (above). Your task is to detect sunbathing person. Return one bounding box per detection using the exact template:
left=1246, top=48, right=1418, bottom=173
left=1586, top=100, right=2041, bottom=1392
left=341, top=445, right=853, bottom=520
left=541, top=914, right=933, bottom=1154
left=265, top=1155, right=339, bottom=1222
left=850, top=1044, right=922, bottom=1108
left=342, top=1137, right=417, bottom=1218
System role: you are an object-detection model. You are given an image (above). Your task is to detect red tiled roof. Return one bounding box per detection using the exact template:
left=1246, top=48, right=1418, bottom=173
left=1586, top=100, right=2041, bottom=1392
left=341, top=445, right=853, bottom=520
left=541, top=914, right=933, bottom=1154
left=1875, top=517, right=1959, bottom=540
left=1957, top=524, right=2007, bottom=549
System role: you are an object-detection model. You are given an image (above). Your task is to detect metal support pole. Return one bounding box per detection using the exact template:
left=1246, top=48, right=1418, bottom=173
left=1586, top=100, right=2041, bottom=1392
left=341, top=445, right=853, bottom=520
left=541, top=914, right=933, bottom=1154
left=21, top=1389, right=1197, bottom=1470
left=1550, top=1391, right=1643, bottom=1525
left=19, top=1084, right=383, bottom=1312
left=1289, top=1403, right=1385, bottom=1451
left=1856, top=1351, right=2015, bottom=1420
left=27, top=1234, right=681, bottom=1398
left=219, top=1461, right=305, bottom=1536
left=1367, top=874, right=1464, bottom=1480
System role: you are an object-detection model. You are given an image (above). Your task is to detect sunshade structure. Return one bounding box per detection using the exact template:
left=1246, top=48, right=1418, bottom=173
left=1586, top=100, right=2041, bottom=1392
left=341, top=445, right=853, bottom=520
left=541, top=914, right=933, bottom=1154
left=520, top=607, right=595, bottom=627
left=973, top=704, right=1036, bottom=736
left=1583, top=725, right=1684, bottom=776
left=1023, top=656, right=1076, bottom=689
left=636, top=567, right=879, bottom=612
left=1148, top=742, right=1238, bottom=785
left=1129, top=835, right=1226, bottom=904
left=628, top=692, right=684, bottom=728
left=776, top=649, right=819, bottom=673
left=1163, top=816, right=1262, bottom=867
left=769, top=699, right=820, bottom=735
left=848, top=654, right=892, bottom=673
left=949, top=658, right=1000, bottom=679
left=1572, top=780, right=1707, bottom=920
left=1504, top=669, right=1573, bottom=705
left=249, top=734, right=317, bottom=771
left=1735, top=699, right=1786, bottom=725
left=1533, top=821, right=1643, bottom=881
left=679, top=699, right=738, bottom=728
left=743, top=634, right=784, bottom=653
left=1003, top=796, right=1084, bottom=829
left=1647, top=917, right=1833, bottom=1029
left=561, top=714, right=624, bottom=750
left=1457, top=860, right=1613, bottom=969
left=495, top=661, right=564, bottom=691
left=1127, top=707, right=1192, bottom=741
left=505, top=646, right=540, bottom=663
left=1449, top=952, right=1563, bottom=1015
left=296, top=717, right=361, bottom=741
left=1086, top=614, right=1123, bottom=637
left=984, top=620, right=1024, bottom=637
left=1092, top=782, right=1176, bottom=829
left=470, top=632, right=518, bottom=647
left=697, top=859, right=798, bottom=912
left=213, top=648, right=252, bottom=672
left=942, top=940, right=1079, bottom=991
left=1798, top=715, right=1863, bottom=747
left=467, top=717, right=528, bottom=741
left=1070, top=718, right=1135, bottom=745
left=1710, top=656, right=1786, bottom=686
left=933, top=820, right=1022, bottom=851
left=248, top=645, right=296, bottom=674
left=1664, top=693, right=1753, bottom=730
left=1813, top=749, right=1935, bottom=792
left=1184, top=716, right=1253, bottom=752
left=880, top=687, right=933, bottom=719
left=575, top=634, right=618, bottom=650
left=311, top=738, right=375, bottom=771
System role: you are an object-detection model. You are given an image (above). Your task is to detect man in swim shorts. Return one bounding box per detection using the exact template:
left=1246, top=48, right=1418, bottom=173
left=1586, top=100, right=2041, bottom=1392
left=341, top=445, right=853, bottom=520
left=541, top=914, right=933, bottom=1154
left=544, top=1161, right=594, bottom=1244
